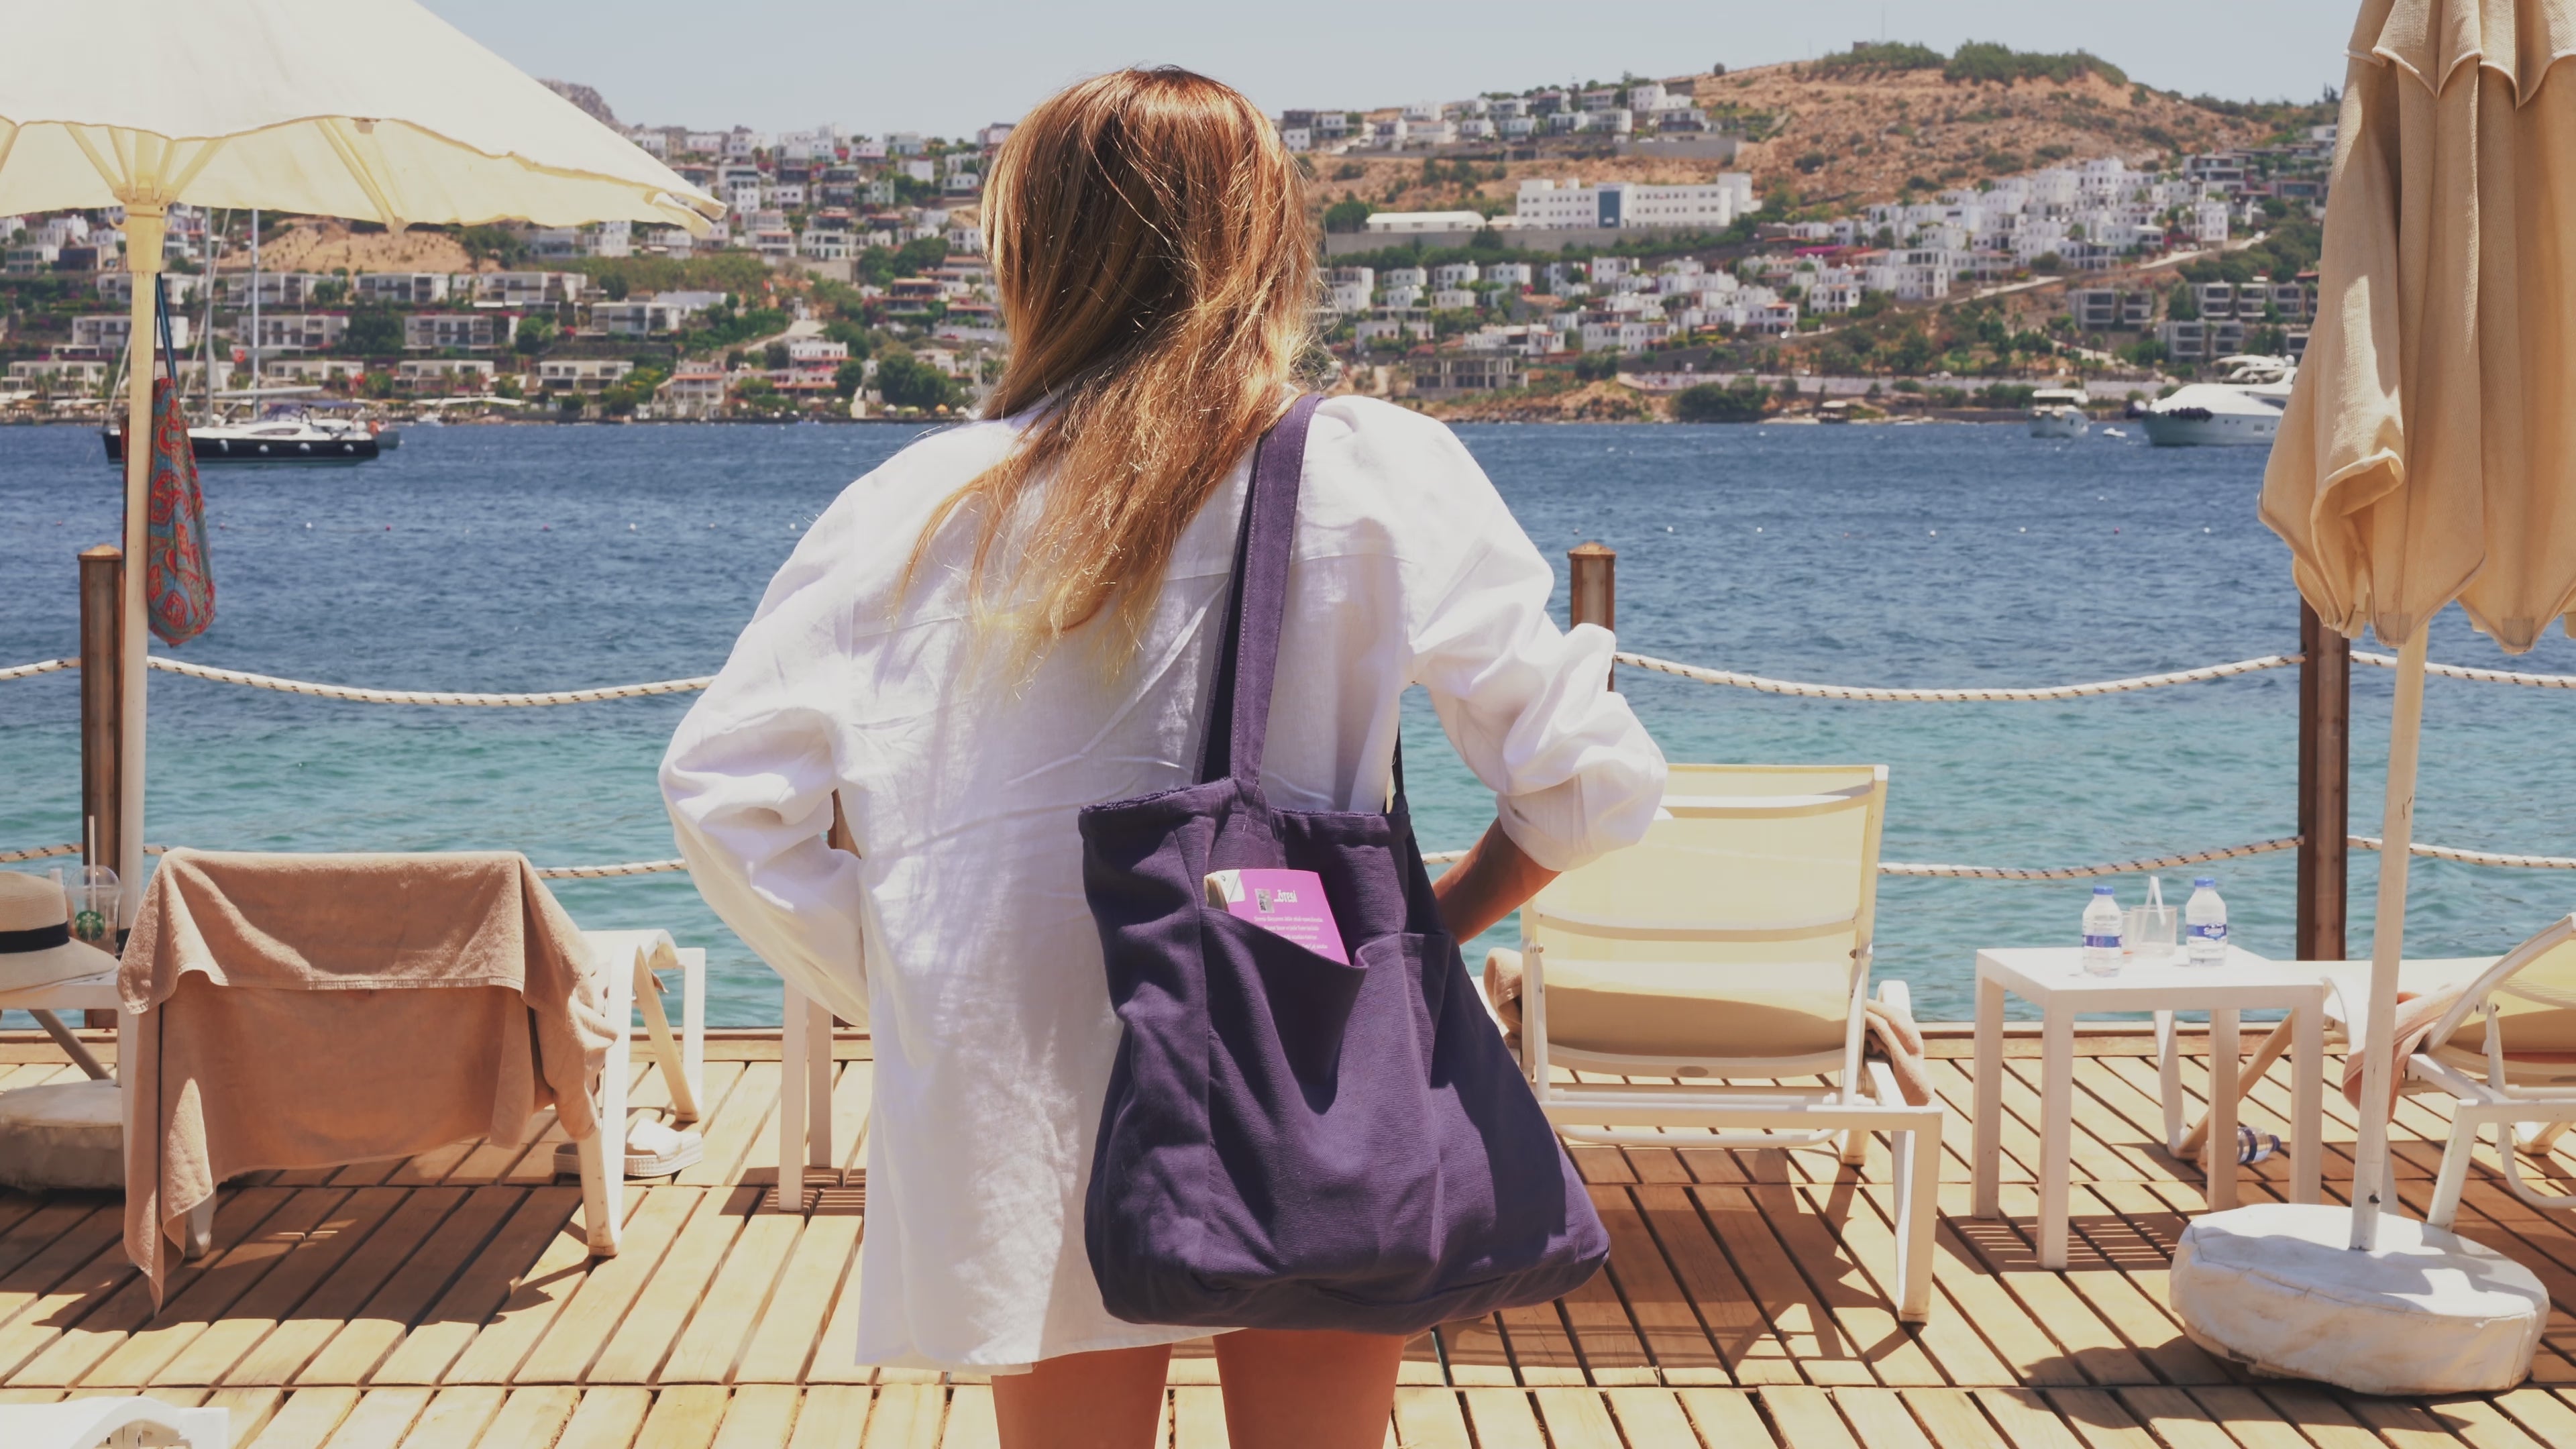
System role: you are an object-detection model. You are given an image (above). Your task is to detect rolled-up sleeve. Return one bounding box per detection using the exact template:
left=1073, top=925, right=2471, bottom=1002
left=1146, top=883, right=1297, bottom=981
left=660, top=502, right=872, bottom=1026
left=1402, top=442, right=1665, bottom=872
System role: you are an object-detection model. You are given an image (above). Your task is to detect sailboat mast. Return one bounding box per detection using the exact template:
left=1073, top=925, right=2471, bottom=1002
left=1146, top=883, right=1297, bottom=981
left=248, top=208, right=261, bottom=405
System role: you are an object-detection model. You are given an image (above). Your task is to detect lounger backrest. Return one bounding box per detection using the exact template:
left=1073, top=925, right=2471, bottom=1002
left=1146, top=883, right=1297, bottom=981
left=2431, top=916, right=2576, bottom=1059
left=1525, top=763, right=1886, bottom=985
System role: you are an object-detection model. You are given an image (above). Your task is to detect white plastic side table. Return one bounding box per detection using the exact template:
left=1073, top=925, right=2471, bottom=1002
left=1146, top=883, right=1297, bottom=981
left=1972, top=946, right=2326, bottom=1269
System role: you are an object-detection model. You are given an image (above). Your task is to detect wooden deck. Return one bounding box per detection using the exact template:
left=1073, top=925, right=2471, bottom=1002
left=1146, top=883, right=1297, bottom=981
left=9, top=1030, right=2576, bottom=1448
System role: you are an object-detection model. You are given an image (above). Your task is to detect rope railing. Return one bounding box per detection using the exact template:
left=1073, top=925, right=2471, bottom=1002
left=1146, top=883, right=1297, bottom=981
left=2353, top=651, right=2576, bottom=690
left=13, top=835, right=2576, bottom=878
left=1614, top=651, right=2304, bottom=702
left=141, top=657, right=715, bottom=706
left=4, top=647, right=2575, bottom=704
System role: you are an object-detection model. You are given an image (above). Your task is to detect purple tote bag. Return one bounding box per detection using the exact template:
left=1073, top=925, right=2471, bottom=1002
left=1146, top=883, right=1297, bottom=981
left=1079, top=394, right=1609, bottom=1333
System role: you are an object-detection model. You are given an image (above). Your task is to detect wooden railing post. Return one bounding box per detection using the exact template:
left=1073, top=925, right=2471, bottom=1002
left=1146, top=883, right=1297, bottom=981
left=1568, top=542, right=1616, bottom=690
left=78, top=545, right=123, bottom=1027
left=2297, top=602, right=2350, bottom=962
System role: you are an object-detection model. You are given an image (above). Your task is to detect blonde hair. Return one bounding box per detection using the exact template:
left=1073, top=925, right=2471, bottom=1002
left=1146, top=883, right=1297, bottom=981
left=908, top=68, right=1317, bottom=659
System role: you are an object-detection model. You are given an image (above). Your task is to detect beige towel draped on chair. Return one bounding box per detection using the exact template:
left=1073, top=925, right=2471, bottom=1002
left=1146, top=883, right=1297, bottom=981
left=119, top=849, right=615, bottom=1299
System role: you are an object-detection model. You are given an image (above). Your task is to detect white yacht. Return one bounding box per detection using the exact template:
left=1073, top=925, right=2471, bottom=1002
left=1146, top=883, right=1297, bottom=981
left=2140, top=356, right=2296, bottom=447
left=2028, top=387, right=2091, bottom=438
left=105, top=402, right=382, bottom=464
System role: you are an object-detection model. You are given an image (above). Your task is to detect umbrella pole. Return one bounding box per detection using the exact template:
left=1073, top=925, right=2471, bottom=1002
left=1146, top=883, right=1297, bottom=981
left=117, top=205, right=165, bottom=924
left=2349, top=624, right=2430, bottom=1250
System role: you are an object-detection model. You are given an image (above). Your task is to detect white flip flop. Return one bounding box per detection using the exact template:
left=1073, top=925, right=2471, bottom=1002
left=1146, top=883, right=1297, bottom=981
left=559, top=1116, right=704, bottom=1179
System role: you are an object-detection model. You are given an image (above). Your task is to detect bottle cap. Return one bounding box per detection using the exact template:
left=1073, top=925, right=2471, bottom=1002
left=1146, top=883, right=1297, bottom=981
left=2194, top=877, right=2216, bottom=888
left=2092, top=883, right=2114, bottom=894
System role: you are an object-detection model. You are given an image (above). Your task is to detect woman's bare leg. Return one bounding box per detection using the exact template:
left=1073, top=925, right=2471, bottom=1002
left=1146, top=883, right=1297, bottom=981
left=1213, top=1328, right=1403, bottom=1449
left=993, top=1342, right=1173, bottom=1449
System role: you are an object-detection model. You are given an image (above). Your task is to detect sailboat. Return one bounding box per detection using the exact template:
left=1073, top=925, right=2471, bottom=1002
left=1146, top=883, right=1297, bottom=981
left=101, top=207, right=386, bottom=466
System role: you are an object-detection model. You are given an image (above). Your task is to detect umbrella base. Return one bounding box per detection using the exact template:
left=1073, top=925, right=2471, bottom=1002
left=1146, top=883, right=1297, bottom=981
left=2172, top=1202, right=2544, bottom=1394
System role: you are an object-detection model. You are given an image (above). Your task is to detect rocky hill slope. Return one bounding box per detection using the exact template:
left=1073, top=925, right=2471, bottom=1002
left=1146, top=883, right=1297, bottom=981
left=1314, top=44, right=2314, bottom=224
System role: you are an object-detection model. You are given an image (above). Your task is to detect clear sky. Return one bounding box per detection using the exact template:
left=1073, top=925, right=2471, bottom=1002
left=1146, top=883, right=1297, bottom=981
left=421, top=1, right=2361, bottom=140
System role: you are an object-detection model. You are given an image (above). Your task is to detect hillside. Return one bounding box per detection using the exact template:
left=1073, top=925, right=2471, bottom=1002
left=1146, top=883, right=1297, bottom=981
left=1309, top=46, right=2312, bottom=223
left=214, top=220, right=477, bottom=274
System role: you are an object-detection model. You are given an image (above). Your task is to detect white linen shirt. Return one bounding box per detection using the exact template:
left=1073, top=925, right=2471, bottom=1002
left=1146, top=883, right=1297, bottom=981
left=661, top=394, right=1664, bottom=1371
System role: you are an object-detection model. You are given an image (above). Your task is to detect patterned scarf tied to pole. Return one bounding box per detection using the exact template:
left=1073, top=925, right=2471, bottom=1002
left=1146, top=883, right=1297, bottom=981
left=145, top=277, right=214, bottom=645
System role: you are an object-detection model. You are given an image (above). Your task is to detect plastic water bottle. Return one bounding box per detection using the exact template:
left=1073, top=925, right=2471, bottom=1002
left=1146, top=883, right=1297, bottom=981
left=2186, top=877, right=2228, bottom=966
left=2082, top=885, right=2124, bottom=976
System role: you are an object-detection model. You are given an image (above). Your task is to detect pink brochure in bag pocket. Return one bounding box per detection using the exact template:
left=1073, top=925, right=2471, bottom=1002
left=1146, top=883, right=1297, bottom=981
left=1204, top=869, right=1349, bottom=965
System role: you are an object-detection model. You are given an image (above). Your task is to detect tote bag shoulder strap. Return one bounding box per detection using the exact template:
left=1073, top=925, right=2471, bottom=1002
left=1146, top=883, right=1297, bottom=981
left=1199, top=392, right=1324, bottom=788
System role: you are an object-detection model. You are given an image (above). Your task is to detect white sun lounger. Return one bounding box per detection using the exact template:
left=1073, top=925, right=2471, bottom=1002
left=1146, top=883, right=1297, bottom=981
left=0, top=1395, right=225, bottom=1448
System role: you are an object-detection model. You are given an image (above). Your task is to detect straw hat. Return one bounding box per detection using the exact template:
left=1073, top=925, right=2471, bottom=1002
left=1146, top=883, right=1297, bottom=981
left=0, top=871, right=118, bottom=994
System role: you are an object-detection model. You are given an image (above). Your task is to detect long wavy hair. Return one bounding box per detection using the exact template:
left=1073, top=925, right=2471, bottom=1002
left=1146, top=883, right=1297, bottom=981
left=907, top=67, right=1318, bottom=662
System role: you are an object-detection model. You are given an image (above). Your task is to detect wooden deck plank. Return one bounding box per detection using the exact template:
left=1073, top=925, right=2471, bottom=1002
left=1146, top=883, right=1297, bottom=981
left=513, top=1187, right=702, bottom=1385
left=802, top=1212, right=872, bottom=1387
left=1587, top=1185, right=1731, bottom=1385
left=0, top=1187, right=292, bottom=1384
left=1555, top=1236, right=1659, bottom=1385
left=1627, top=1179, right=1801, bottom=1384
left=368, top=1187, right=584, bottom=1387
left=1972, top=1389, right=2088, bottom=1449
left=783, top=1384, right=871, bottom=1449
left=246, top=1386, right=363, bottom=1449
left=662, top=1201, right=804, bottom=1383
left=294, top=1188, right=526, bottom=1387
left=830, top=1062, right=876, bottom=1175
left=84, top=1187, right=356, bottom=1387
left=2494, top=1385, right=2576, bottom=1444
left=0, top=1201, right=107, bottom=1287
left=1532, top=1384, right=1625, bottom=1447
left=1939, top=1185, right=2155, bottom=1387
left=861, top=1381, right=944, bottom=1449
left=682, top=1063, right=783, bottom=1189
left=1432, top=1314, right=1515, bottom=1387
left=710, top=1383, right=803, bottom=1449
left=555, top=1385, right=654, bottom=1449
left=386, top=1385, right=504, bottom=1449
left=223, top=1191, right=476, bottom=1388
left=1752, top=1173, right=1944, bottom=1387
left=453, top=1385, right=580, bottom=1449
left=2184, top=1385, right=2343, bottom=1449
left=2112, top=1387, right=2247, bottom=1449
left=593, top=1187, right=765, bottom=1383
left=1674, top=1387, right=1775, bottom=1446
left=1756, top=1385, right=1862, bottom=1449
left=2050, top=1187, right=2227, bottom=1385
left=1835, top=1387, right=1937, bottom=1449
left=1904, top=1388, right=2009, bottom=1449
left=2037, top=1389, right=2155, bottom=1449
left=1601, top=1387, right=1698, bottom=1448
left=1169, top=1384, right=1226, bottom=1448
left=1827, top=1182, right=2014, bottom=1387
left=435, top=1197, right=621, bottom=1387
left=314, top=1386, right=433, bottom=1449
left=156, top=1188, right=411, bottom=1388
left=1688, top=1184, right=1870, bottom=1383
left=1495, top=1299, right=1585, bottom=1386
left=940, top=1386, right=1000, bottom=1449
left=1460, top=1387, right=1548, bottom=1449
left=1392, top=1387, right=1472, bottom=1448
left=634, top=1383, right=733, bottom=1449
left=735, top=1208, right=862, bottom=1385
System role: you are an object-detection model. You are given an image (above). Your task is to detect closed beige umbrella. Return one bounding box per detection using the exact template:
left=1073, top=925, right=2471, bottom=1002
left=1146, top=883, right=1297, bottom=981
left=0, top=0, right=720, bottom=914
left=2257, top=0, right=2576, bottom=1249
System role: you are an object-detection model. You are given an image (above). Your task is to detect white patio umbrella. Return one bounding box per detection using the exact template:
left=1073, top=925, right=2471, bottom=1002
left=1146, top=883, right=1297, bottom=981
left=2169, top=0, right=2575, bottom=1395
left=0, top=0, right=720, bottom=909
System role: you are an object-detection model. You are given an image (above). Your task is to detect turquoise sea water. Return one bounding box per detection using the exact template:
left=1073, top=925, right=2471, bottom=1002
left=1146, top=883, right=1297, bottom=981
left=7, top=419, right=2575, bottom=1024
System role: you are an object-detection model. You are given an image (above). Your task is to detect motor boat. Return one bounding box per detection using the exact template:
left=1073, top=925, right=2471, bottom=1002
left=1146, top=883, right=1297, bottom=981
left=2140, top=356, right=2296, bottom=447
left=2028, top=386, right=2091, bottom=438
left=104, top=403, right=380, bottom=464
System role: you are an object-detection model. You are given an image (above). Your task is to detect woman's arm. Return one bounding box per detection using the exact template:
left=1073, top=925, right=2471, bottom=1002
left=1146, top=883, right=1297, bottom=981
left=1433, top=820, right=1559, bottom=941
